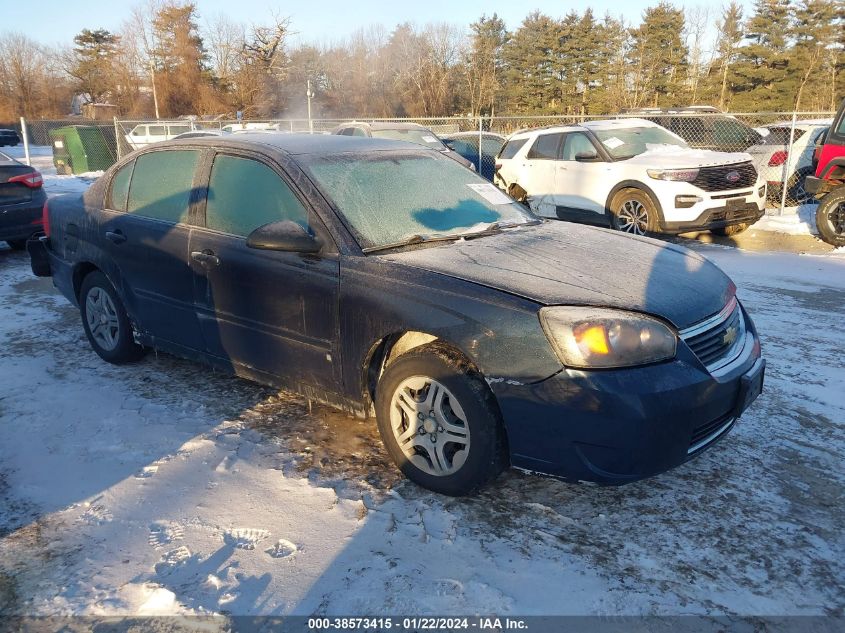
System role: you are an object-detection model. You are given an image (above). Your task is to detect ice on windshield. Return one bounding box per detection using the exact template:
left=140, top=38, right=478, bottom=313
left=301, top=151, right=534, bottom=249
left=371, top=129, right=447, bottom=149
left=593, top=126, right=687, bottom=159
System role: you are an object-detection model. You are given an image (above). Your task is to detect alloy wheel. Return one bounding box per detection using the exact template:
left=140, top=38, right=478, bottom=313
left=822, top=200, right=845, bottom=236
left=617, top=199, right=649, bottom=235
left=389, top=376, right=470, bottom=477
left=85, top=287, right=120, bottom=351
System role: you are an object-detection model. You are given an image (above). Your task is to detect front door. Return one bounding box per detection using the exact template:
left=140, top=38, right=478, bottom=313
left=555, top=132, right=610, bottom=217
left=189, top=152, right=340, bottom=390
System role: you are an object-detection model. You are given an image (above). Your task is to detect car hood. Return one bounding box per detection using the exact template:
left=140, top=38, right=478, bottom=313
left=622, top=147, right=752, bottom=169
left=380, top=222, right=733, bottom=329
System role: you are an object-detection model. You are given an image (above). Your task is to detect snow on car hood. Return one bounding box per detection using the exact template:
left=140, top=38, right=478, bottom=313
left=381, top=221, right=733, bottom=329
left=622, top=144, right=753, bottom=169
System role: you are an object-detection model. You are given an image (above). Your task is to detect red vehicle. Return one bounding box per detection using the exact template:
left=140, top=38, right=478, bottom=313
left=806, top=99, right=845, bottom=246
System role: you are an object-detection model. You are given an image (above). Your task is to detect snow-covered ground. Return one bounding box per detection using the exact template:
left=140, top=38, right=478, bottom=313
left=0, top=161, right=843, bottom=618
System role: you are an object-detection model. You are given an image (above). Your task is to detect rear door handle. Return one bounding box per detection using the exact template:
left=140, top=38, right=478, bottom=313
left=105, top=230, right=126, bottom=244
left=191, top=250, right=220, bottom=267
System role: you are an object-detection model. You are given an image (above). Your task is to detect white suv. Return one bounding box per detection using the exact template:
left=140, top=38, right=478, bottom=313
left=494, top=118, right=766, bottom=236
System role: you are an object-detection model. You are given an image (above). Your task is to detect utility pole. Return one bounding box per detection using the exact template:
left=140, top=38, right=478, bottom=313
left=150, top=59, right=160, bottom=120
left=306, top=79, right=314, bottom=134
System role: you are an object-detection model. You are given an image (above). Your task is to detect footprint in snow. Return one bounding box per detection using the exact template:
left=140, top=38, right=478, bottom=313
left=224, top=528, right=270, bottom=550
left=266, top=539, right=298, bottom=559
left=135, top=465, right=159, bottom=479
left=148, top=522, right=185, bottom=548
left=154, top=546, right=192, bottom=574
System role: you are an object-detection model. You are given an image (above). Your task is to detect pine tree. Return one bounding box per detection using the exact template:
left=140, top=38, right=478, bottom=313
left=789, top=0, right=841, bottom=110
left=628, top=2, right=688, bottom=107
left=69, top=29, right=120, bottom=104
left=730, top=0, right=793, bottom=111
left=500, top=12, right=563, bottom=113
left=465, top=14, right=507, bottom=116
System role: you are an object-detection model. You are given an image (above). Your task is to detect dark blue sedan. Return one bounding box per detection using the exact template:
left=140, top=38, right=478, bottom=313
left=28, top=134, right=764, bottom=495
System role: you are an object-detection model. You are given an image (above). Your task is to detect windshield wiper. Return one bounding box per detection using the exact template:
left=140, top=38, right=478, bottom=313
left=362, top=233, right=461, bottom=254
left=456, top=219, right=542, bottom=239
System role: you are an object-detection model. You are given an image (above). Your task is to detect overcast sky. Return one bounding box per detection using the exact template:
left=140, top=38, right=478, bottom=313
left=7, top=0, right=749, bottom=48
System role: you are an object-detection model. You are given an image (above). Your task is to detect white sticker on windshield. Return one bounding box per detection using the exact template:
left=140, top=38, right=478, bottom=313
left=467, top=183, right=513, bottom=205
left=422, top=135, right=439, bottom=143
left=602, top=137, right=625, bottom=149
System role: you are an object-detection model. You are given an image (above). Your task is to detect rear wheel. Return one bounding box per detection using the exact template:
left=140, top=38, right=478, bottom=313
left=711, top=223, right=748, bottom=237
left=374, top=343, right=507, bottom=496
left=610, top=188, right=660, bottom=235
left=815, top=186, right=845, bottom=247
left=79, top=271, right=146, bottom=364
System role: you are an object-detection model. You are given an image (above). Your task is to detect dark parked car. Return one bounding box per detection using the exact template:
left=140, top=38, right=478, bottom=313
left=1, top=153, right=45, bottom=249
left=28, top=134, right=765, bottom=495
left=331, top=121, right=476, bottom=171
left=0, top=129, right=21, bottom=146
left=623, top=108, right=764, bottom=152
left=441, top=132, right=506, bottom=181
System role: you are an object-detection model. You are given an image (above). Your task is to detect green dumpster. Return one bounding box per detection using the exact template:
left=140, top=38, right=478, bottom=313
left=49, top=125, right=117, bottom=175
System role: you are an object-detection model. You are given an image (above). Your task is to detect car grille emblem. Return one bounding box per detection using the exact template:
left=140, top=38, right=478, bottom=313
left=722, top=326, right=738, bottom=346
left=726, top=171, right=741, bottom=183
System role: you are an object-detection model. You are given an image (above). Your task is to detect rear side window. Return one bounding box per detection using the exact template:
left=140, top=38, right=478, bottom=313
left=205, top=155, right=308, bottom=237
left=527, top=133, right=563, bottom=160
left=499, top=138, right=528, bottom=159
left=127, top=150, right=199, bottom=224
left=108, top=160, right=134, bottom=211
left=148, top=125, right=165, bottom=136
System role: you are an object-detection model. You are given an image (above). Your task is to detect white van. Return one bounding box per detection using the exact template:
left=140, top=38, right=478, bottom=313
left=125, top=123, right=195, bottom=149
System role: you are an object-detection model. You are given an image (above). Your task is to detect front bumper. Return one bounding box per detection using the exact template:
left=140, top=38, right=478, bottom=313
left=661, top=202, right=765, bottom=233
left=655, top=180, right=766, bottom=233
left=492, top=313, right=764, bottom=484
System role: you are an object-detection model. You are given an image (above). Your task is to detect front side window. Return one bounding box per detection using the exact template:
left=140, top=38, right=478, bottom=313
left=527, top=133, right=563, bottom=160
left=127, top=150, right=199, bottom=223
left=131, top=126, right=145, bottom=137
left=148, top=125, right=166, bottom=137
left=109, top=160, right=134, bottom=211
left=206, top=155, right=308, bottom=237
left=168, top=125, right=192, bottom=136
left=561, top=133, right=598, bottom=161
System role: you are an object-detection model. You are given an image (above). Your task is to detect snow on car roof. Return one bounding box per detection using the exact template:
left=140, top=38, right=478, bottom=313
left=509, top=118, right=662, bottom=138
left=765, top=119, right=832, bottom=128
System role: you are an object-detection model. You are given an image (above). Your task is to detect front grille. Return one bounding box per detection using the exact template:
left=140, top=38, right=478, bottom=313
left=692, top=162, right=757, bottom=192
left=680, top=298, right=745, bottom=370
left=688, top=413, right=734, bottom=453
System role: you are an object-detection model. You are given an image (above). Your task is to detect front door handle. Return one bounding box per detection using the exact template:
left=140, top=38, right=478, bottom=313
left=191, top=250, right=220, bottom=267
left=105, top=230, right=126, bottom=244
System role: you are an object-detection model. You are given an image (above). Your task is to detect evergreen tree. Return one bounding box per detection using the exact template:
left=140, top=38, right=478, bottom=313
left=500, top=11, right=563, bottom=113
left=465, top=14, right=507, bottom=116
left=628, top=2, right=688, bottom=107
left=69, top=29, right=120, bottom=104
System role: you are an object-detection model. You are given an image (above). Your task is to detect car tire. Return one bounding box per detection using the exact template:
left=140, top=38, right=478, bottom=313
left=374, top=342, right=508, bottom=496
left=787, top=166, right=814, bottom=205
left=79, top=271, right=146, bottom=364
left=711, top=223, right=748, bottom=237
left=610, top=188, right=660, bottom=235
left=815, top=186, right=845, bottom=247
left=6, top=239, right=27, bottom=250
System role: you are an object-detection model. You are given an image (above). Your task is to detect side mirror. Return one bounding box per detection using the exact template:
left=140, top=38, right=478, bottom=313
left=575, top=151, right=600, bottom=162
left=246, top=220, right=322, bottom=253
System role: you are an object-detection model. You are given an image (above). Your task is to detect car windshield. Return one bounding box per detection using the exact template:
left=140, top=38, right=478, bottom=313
left=371, top=129, right=448, bottom=150
left=300, top=150, right=536, bottom=250
left=592, top=126, right=687, bottom=159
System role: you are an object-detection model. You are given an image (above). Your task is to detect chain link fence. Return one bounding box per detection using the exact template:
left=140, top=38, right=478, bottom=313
left=14, top=111, right=834, bottom=214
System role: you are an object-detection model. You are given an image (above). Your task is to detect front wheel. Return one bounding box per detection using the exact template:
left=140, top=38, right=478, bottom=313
left=610, top=188, right=660, bottom=235
left=79, top=271, right=146, bottom=364
left=815, top=187, right=845, bottom=247
left=374, top=343, right=508, bottom=496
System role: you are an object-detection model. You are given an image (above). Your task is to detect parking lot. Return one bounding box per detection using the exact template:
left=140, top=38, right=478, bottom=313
left=0, top=155, right=843, bottom=616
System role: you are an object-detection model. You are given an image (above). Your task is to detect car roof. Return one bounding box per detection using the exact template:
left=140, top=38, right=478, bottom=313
left=342, top=121, right=429, bottom=131
left=765, top=119, right=833, bottom=128
left=509, top=117, right=659, bottom=138
left=156, top=133, right=429, bottom=156
left=442, top=132, right=505, bottom=140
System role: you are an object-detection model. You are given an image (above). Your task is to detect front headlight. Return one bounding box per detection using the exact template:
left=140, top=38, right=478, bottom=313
left=647, top=168, right=700, bottom=182
left=539, top=307, right=677, bottom=369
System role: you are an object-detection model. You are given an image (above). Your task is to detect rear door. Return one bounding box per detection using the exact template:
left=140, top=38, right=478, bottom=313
left=99, top=149, right=205, bottom=350
left=521, top=132, right=564, bottom=216
left=189, top=151, right=340, bottom=389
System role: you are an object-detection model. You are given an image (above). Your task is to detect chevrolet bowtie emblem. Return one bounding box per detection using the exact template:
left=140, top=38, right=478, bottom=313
left=722, top=326, right=738, bottom=346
